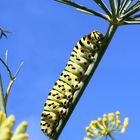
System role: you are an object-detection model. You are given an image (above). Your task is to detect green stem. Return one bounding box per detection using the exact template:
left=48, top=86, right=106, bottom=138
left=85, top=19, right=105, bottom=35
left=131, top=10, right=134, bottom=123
left=0, top=57, right=13, bottom=79
left=5, top=78, right=15, bottom=106
left=55, top=0, right=109, bottom=21
left=93, top=0, right=112, bottom=18
left=109, top=0, right=117, bottom=18
left=108, top=133, right=116, bottom=140
left=0, top=74, right=6, bottom=114
left=51, top=24, right=118, bottom=140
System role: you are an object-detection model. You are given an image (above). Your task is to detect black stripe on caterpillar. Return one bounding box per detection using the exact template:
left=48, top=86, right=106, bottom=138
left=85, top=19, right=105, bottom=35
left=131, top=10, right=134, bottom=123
left=40, top=31, right=104, bottom=137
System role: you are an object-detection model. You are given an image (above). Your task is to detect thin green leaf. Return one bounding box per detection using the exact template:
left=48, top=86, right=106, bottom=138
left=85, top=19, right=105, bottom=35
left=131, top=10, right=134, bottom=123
left=108, top=133, right=116, bottom=140
left=121, top=0, right=126, bottom=6
left=121, top=0, right=133, bottom=15
left=5, top=79, right=15, bottom=106
left=0, top=28, right=11, bottom=39
left=119, top=0, right=127, bottom=15
left=0, top=57, right=13, bottom=79
left=134, top=18, right=140, bottom=20
left=132, top=14, right=140, bottom=18
left=126, top=14, right=140, bottom=20
left=121, top=3, right=140, bottom=19
left=125, top=1, right=140, bottom=13
left=55, top=0, right=109, bottom=21
left=128, top=17, right=140, bottom=21
left=14, top=62, right=24, bottom=78
left=76, top=8, right=96, bottom=15
left=109, top=0, right=117, bottom=17
left=76, top=8, right=109, bottom=20
left=5, top=50, right=8, bottom=66
left=92, top=0, right=112, bottom=17
left=0, top=74, right=6, bottom=114
left=0, top=29, right=8, bottom=39
left=4, top=62, right=23, bottom=106
left=123, top=19, right=140, bottom=24
left=117, top=0, right=121, bottom=15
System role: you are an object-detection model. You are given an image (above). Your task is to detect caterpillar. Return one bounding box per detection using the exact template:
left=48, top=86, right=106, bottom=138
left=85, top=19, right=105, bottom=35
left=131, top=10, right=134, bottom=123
left=40, top=31, right=104, bottom=137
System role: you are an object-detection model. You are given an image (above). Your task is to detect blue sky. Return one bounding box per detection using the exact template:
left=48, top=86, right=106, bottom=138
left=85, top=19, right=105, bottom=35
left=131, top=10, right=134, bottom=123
left=0, top=0, right=140, bottom=140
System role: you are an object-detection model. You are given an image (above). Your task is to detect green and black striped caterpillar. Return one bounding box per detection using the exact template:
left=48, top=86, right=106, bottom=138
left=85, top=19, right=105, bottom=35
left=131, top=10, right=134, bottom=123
left=40, top=31, right=104, bottom=137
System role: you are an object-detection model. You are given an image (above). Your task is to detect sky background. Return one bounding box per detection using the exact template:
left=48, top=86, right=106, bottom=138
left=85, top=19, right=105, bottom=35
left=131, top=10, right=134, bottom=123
left=0, top=0, right=140, bottom=140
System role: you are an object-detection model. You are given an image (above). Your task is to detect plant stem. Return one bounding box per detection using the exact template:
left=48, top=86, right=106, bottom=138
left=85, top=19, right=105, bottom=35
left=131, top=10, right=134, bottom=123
left=56, top=0, right=109, bottom=21
left=51, top=24, right=118, bottom=140
left=0, top=74, right=6, bottom=114
left=5, top=78, right=15, bottom=106
left=108, top=133, right=116, bottom=140
left=0, top=58, right=13, bottom=79
left=93, top=0, right=112, bottom=18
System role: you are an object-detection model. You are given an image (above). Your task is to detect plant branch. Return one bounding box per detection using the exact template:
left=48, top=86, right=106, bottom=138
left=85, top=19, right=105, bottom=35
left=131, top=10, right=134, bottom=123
left=51, top=24, right=118, bottom=140
left=55, top=0, right=140, bottom=26
left=117, top=0, right=121, bottom=15
left=5, top=78, right=15, bottom=106
left=123, top=19, right=140, bottom=24
left=5, top=50, right=8, bottom=66
left=0, top=55, right=23, bottom=107
left=120, top=0, right=133, bottom=15
left=125, top=1, right=140, bottom=13
left=132, top=14, right=140, bottom=18
left=121, top=1, right=140, bottom=19
left=4, top=62, right=23, bottom=106
left=0, top=57, right=13, bottom=79
left=92, top=0, right=112, bottom=18
left=108, top=133, right=116, bottom=140
left=0, top=74, right=6, bottom=114
left=55, top=0, right=109, bottom=21
left=14, top=62, right=24, bottom=78
left=0, top=27, right=11, bottom=39
left=109, top=0, right=117, bottom=18
left=119, top=0, right=127, bottom=15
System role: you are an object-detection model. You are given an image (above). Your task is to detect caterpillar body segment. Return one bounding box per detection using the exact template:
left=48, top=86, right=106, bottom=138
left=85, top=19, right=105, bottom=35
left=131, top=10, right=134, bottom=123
left=60, top=70, right=80, bottom=89
left=44, top=100, right=66, bottom=117
left=41, top=111, right=58, bottom=123
left=48, top=90, right=69, bottom=107
left=70, top=51, right=90, bottom=70
left=66, top=61, right=86, bottom=78
left=53, top=80, right=74, bottom=95
left=73, top=44, right=93, bottom=61
left=40, top=120, right=56, bottom=137
left=41, top=31, right=104, bottom=137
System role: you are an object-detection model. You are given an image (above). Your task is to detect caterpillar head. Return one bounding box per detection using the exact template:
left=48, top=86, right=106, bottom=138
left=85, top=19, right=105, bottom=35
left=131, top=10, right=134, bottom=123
left=88, top=31, right=104, bottom=50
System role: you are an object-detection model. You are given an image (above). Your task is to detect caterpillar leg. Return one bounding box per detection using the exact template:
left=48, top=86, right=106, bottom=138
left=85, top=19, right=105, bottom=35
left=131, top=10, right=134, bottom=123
left=90, top=52, right=98, bottom=63
left=91, top=55, right=97, bottom=63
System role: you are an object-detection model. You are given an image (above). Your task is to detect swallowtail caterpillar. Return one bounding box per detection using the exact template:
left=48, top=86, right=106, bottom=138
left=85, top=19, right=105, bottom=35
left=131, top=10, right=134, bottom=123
left=41, top=31, right=104, bottom=137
